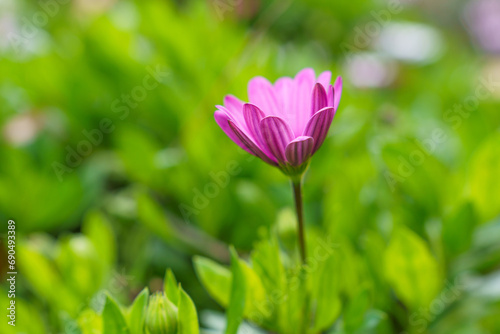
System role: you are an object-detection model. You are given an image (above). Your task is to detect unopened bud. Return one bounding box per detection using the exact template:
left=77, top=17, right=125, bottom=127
left=146, top=292, right=178, bottom=334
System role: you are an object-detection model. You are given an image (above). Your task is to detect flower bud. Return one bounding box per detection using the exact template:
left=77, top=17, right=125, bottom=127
left=146, top=292, right=178, bottom=334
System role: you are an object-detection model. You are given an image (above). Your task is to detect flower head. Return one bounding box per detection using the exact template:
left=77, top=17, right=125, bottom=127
left=214, top=68, right=342, bottom=178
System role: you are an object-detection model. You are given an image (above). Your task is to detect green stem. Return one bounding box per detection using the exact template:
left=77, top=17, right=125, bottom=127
left=292, top=178, right=307, bottom=265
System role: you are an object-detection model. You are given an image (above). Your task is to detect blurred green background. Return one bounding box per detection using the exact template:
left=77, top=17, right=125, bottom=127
left=1, top=0, right=500, bottom=333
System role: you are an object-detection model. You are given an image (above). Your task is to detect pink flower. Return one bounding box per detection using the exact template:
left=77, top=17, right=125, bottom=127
left=214, top=68, right=342, bottom=177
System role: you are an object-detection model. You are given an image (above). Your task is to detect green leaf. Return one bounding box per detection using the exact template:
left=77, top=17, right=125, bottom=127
left=82, top=210, right=116, bottom=269
left=195, top=246, right=272, bottom=330
left=281, top=265, right=307, bottom=333
left=177, top=285, right=199, bottom=334
left=56, top=235, right=103, bottom=301
left=225, top=247, right=246, bottom=334
left=251, top=237, right=285, bottom=296
left=382, top=141, right=447, bottom=214
left=335, top=239, right=363, bottom=299
left=164, top=269, right=179, bottom=306
left=0, top=296, right=47, bottom=334
left=329, top=310, right=392, bottom=334
left=343, top=287, right=371, bottom=333
left=468, top=133, right=500, bottom=222
left=310, top=248, right=342, bottom=332
left=239, top=260, right=270, bottom=324
left=354, top=309, right=393, bottom=334
left=361, top=232, right=392, bottom=308
left=78, top=308, right=103, bottom=334
left=193, top=256, right=231, bottom=307
left=126, top=288, right=149, bottom=334
left=17, top=243, right=81, bottom=315
left=116, top=125, right=163, bottom=185
left=384, top=226, right=441, bottom=309
left=102, top=294, right=129, bottom=334
left=442, top=202, right=476, bottom=258
left=136, top=191, right=174, bottom=241
left=354, top=310, right=392, bottom=334
left=18, top=244, right=59, bottom=300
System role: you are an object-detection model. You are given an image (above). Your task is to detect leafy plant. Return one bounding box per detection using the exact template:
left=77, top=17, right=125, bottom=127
left=79, top=269, right=199, bottom=334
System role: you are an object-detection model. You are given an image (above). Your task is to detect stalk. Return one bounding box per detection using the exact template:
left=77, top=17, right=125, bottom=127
left=292, top=178, right=307, bottom=265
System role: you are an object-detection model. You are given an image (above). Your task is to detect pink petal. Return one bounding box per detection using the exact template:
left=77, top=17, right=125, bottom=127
left=248, top=77, right=280, bottom=116
left=243, top=103, right=266, bottom=147
left=285, top=136, right=314, bottom=166
left=274, top=77, right=294, bottom=118
left=220, top=95, right=246, bottom=128
left=260, top=116, right=295, bottom=164
left=333, top=76, right=342, bottom=110
left=327, top=85, right=335, bottom=108
left=303, top=107, right=335, bottom=153
left=292, top=68, right=316, bottom=136
left=214, top=109, right=253, bottom=155
left=317, top=71, right=332, bottom=89
left=295, top=68, right=316, bottom=81
left=224, top=95, right=244, bottom=113
left=311, top=83, right=328, bottom=116
left=228, top=120, right=278, bottom=166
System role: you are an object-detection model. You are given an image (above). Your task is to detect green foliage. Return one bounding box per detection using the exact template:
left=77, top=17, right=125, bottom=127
left=177, top=286, right=200, bottom=334
left=78, top=309, right=103, bottom=334
left=442, top=203, right=476, bottom=259
left=164, top=269, right=180, bottom=306
left=13, top=211, right=114, bottom=327
left=103, top=294, right=130, bottom=334
left=77, top=270, right=199, bottom=334
left=384, top=226, right=441, bottom=309
left=468, top=133, right=500, bottom=222
left=193, top=256, right=232, bottom=307
left=127, top=288, right=149, bottom=334
left=225, top=247, right=246, bottom=334
left=83, top=211, right=117, bottom=270
left=195, top=235, right=345, bottom=333
left=310, top=251, right=342, bottom=332
left=137, top=191, right=175, bottom=241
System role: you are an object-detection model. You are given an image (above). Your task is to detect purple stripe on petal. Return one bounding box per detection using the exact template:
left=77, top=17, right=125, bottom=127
left=285, top=136, right=314, bottom=166
left=303, top=107, right=335, bottom=153
left=243, top=103, right=266, bottom=147
left=214, top=110, right=253, bottom=155
left=260, top=116, right=295, bottom=164
left=228, top=120, right=278, bottom=166
left=311, top=83, right=328, bottom=116
left=333, top=76, right=343, bottom=110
